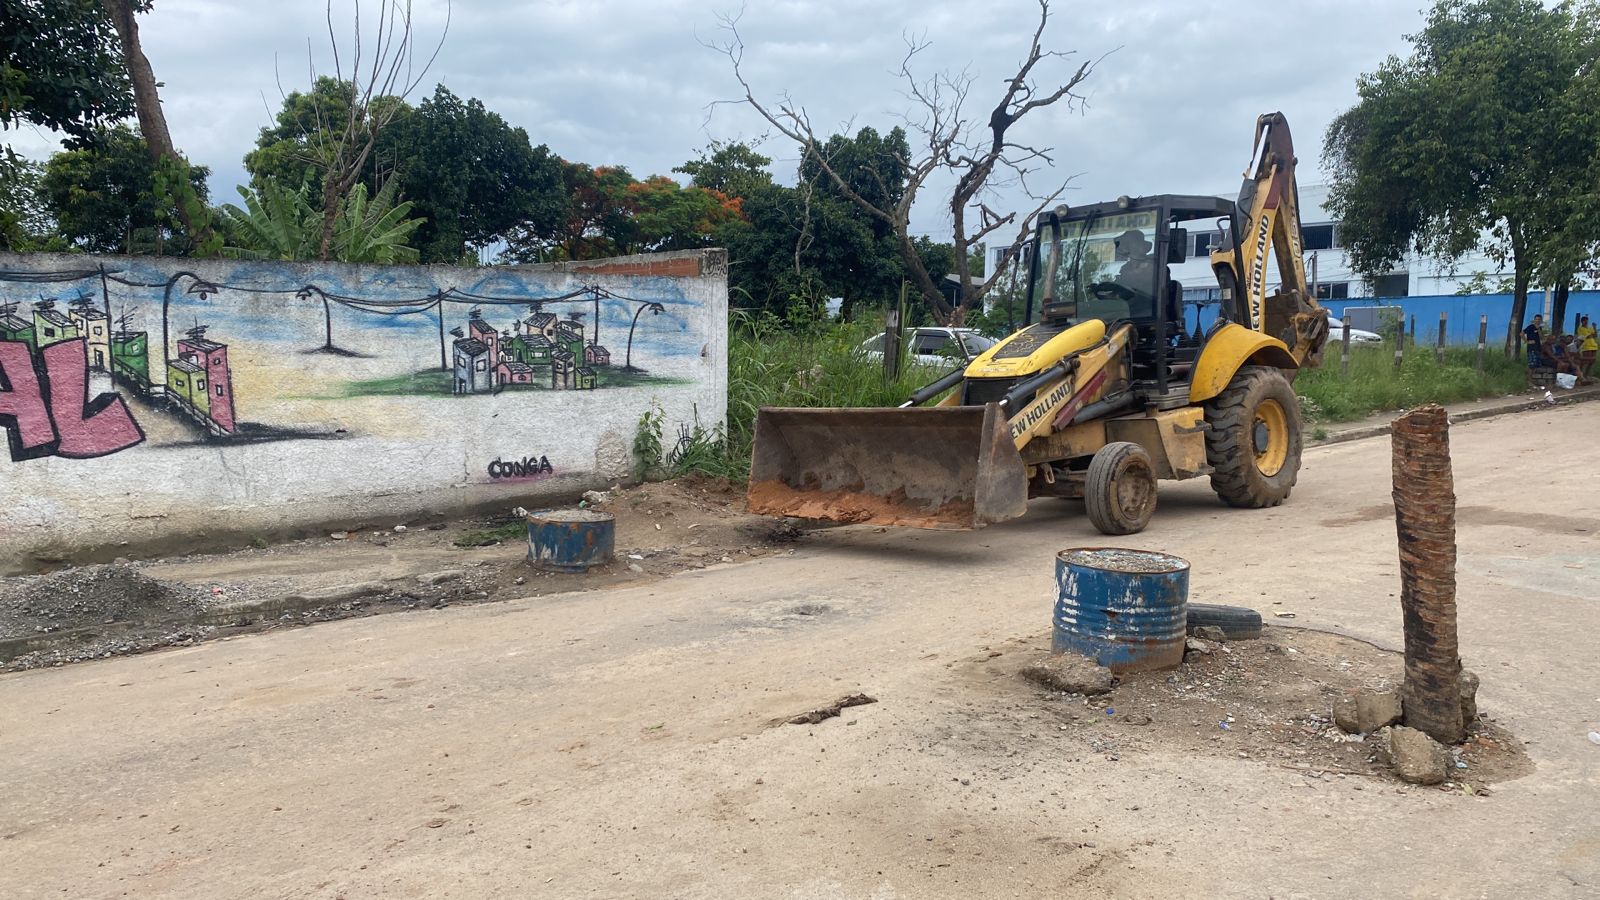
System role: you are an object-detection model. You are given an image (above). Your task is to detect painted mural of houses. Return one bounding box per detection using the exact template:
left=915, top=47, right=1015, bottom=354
left=68, top=301, right=110, bottom=371
left=448, top=306, right=615, bottom=394
left=176, top=326, right=236, bottom=433
left=32, top=301, right=77, bottom=347
left=452, top=331, right=493, bottom=394
left=0, top=303, right=31, bottom=345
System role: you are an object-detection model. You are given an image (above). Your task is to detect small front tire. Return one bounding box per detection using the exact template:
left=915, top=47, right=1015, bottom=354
left=1084, top=441, right=1157, bottom=535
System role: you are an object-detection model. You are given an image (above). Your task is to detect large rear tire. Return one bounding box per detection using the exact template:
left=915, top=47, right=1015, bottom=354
left=1084, top=441, right=1157, bottom=535
left=1203, top=366, right=1302, bottom=508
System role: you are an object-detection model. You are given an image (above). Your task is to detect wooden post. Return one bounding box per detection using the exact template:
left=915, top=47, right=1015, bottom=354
left=1392, top=405, right=1464, bottom=744
left=1409, top=313, right=1416, bottom=346
left=1475, top=315, right=1488, bottom=377
left=1394, top=320, right=1404, bottom=372
left=1436, top=311, right=1447, bottom=361
left=1340, top=317, right=1352, bottom=377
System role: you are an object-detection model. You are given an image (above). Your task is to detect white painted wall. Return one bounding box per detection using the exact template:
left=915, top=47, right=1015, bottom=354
left=0, top=249, right=727, bottom=571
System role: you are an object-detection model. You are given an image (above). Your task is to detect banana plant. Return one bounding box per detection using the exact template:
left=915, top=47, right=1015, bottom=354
left=219, top=178, right=424, bottom=264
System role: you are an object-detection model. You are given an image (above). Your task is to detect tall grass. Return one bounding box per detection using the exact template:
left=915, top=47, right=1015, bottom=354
left=635, top=312, right=946, bottom=480
left=640, top=317, right=1537, bottom=481
left=1295, top=345, right=1529, bottom=424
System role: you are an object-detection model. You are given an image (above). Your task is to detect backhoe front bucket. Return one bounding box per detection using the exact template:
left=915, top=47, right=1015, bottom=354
left=746, top=404, right=1029, bottom=530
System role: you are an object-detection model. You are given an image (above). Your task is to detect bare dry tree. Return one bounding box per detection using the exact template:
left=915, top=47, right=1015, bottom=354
left=712, top=0, right=1098, bottom=323
left=295, top=0, right=450, bottom=260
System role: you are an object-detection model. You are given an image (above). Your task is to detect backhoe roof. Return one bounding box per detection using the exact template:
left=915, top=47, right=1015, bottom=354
left=1057, top=194, right=1235, bottom=222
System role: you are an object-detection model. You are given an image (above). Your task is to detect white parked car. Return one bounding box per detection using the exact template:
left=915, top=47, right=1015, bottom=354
left=1326, top=316, right=1384, bottom=344
left=857, top=327, right=997, bottom=367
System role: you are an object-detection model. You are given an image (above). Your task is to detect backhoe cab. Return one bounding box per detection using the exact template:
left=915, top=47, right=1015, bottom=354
left=748, top=112, right=1328, bottom=535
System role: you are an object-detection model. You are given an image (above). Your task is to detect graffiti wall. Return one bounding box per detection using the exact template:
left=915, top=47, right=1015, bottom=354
left=0, top=249, right=728, bottom=571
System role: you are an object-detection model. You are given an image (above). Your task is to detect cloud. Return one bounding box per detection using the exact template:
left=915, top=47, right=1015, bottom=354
left=10, top=0, right=1424, bottom=237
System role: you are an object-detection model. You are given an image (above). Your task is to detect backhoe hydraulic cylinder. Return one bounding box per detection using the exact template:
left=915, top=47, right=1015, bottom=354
left=999, top=361, right=1076, bottom=412
left=900, top=367, right=968, bottom=408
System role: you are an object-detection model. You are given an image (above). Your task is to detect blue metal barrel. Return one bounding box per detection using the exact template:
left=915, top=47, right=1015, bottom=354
left=1052, top=547, right=1189, bottom=673
left=526, top=509, right=615, bottom=572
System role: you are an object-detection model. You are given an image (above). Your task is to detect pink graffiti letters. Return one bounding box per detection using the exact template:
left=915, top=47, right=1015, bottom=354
left=0, top=339, right=143, bottom=461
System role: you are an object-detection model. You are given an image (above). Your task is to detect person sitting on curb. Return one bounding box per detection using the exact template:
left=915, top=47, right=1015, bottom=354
left=1548, top=334, right=1588, bottom=384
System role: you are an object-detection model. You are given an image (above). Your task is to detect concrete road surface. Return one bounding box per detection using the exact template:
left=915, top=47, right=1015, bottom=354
left=3, top=405, right=1598, bottom=899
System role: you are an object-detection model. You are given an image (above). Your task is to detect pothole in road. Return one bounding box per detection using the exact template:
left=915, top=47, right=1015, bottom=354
left=939, top=627, right=1532, bottom=794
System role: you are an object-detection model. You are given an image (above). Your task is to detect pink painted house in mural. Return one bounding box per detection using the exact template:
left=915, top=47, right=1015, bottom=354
left=468, top=311, right=498, bottom=366
left=177, top=328, right=236, bottom=433
left=497, top=360, right=535, bottom=386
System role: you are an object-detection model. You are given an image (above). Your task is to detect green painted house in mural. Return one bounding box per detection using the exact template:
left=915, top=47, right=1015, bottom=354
left=0, top=308, right=32, bottom=345
left=112, top=331, right=151, bottom=390
left=167, top=358, right=210, bottom=418
left=505, top=333, right=554, bottom=366
left=556, top=321, right=584, bottom=358
left=32, top=307, right=77, bottom=347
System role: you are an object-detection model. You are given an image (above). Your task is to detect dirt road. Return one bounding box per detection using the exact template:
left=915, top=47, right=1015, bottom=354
left=3, top=406, right=1598, bottom=899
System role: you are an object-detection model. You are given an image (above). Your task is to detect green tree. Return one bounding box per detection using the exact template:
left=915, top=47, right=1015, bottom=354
left=387, top=85, right=566, bottom=263
left=674, top=140, right=774, bottom=202
left=98, top=0, right=218, bottom=253
left=40, top=124, right=210, bottom=254
left=1325, top=0, right=1600, bottom=353
left=0, top=0, right=133, bottom=146
left=0, top=156, right=65, bottom=251
left=702, top=132, right=918, bottom=321
left=245, top=77, right=406, bottom=199
left=502, top=162, right=631, bottom=261
left=218, top=177, right=423, bottom=264
left=626, top=175, right=742, bottom=253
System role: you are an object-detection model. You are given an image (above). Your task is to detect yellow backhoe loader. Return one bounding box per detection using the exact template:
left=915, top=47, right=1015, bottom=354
left=746, top=112, right=1329, bottom=535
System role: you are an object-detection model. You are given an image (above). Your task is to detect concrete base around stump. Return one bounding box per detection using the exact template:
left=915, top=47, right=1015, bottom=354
left=1021, top=653, right=1114, bottom=696
left=1334, top=690, right=1404, bottom=735
left=1383, top=726, right=1450, bottom=785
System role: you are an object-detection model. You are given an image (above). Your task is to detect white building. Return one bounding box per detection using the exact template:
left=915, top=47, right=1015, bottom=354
left=1166, top=183, right=1508, bottom=301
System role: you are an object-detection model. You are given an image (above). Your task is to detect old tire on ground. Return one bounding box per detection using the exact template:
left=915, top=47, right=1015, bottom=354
left=1186, top=603, right=1264, bottom=640
left=1084, top=441, right=1157, bottom=535
left=1203, top=365, right=1302, bottom=508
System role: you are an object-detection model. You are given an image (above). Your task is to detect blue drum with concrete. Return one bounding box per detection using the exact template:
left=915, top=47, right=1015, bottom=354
left=1052, top=547, right=1190, bottom=673
left=527, top=509, right=615, bottom=572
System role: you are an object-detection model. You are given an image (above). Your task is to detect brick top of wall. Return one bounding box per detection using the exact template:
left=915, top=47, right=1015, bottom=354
left=568, top=256, right=703, bottom=277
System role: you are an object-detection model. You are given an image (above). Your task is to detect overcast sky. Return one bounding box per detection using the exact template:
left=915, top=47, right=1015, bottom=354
left=7, top=0, right=1427, bottom=238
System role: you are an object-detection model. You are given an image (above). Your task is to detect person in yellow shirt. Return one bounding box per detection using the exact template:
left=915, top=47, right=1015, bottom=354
left=1579, top=314, right=1598, bottom=379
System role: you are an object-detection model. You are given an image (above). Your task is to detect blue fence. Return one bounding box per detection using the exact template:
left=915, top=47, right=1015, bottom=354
left=1186, top=290, right=1600, bottom=346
